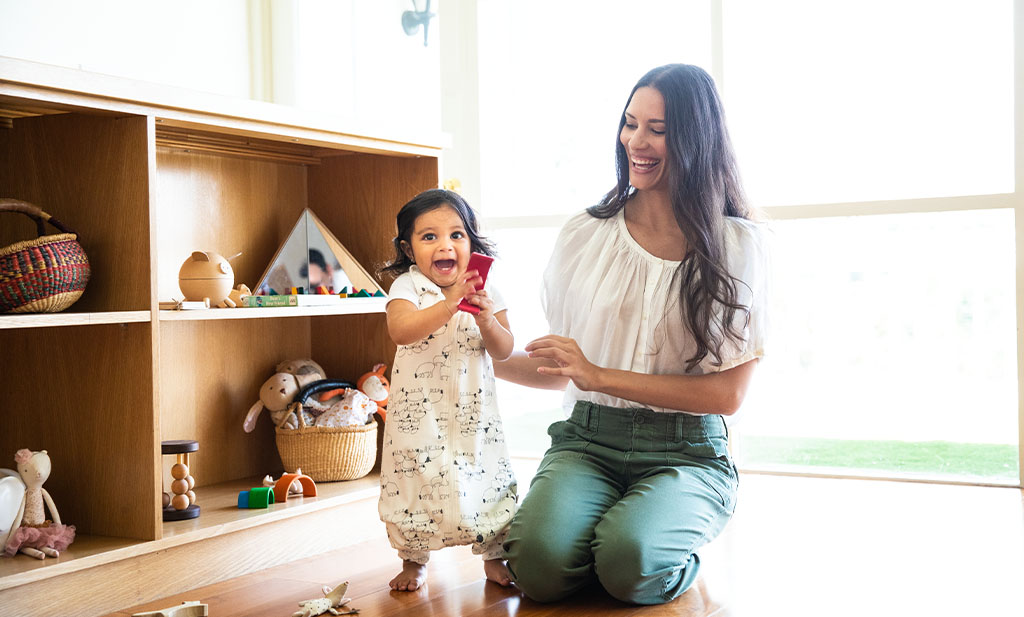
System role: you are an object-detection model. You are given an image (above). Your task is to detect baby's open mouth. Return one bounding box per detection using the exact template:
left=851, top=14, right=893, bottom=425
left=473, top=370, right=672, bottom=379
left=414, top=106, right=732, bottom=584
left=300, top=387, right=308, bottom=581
left=434, top=259, right=456, bottom=273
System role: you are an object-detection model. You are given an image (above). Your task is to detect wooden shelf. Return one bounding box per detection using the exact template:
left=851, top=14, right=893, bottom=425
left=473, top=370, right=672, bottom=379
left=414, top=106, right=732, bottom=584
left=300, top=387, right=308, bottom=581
left=157, top=298, right=387, bottom=321
left=0, top=310, right=150, bottom=329
left=0, top=56, right=437, bottom=616
left=0, top=473, right=380, bottom=592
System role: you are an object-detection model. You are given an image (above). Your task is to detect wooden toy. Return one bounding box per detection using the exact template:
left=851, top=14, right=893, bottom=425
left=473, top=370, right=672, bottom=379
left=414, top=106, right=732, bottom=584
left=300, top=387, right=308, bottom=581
left=2, top=449, right=75, bottom=559
left=178, top=251, right=235, bottom=307
left=162, top=440, right=199, bottom=521
left=227, top=283, right=251, bottom=308
left=458, top=252, right=494, bottom=314
left=293, top=581, right=358, bottom=617
left=132, top=601, right=208, bottom=617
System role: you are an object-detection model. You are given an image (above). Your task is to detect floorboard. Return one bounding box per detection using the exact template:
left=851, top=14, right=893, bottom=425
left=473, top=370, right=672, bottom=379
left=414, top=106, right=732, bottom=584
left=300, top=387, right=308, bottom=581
left=108, top=472, right=1024, bottom=617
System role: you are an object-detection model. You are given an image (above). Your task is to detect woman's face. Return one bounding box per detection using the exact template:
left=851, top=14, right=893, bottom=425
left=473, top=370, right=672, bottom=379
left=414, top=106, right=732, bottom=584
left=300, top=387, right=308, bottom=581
left=620, top=86, right=670, bottom=194
left=402, top=204, right=472, bottom=288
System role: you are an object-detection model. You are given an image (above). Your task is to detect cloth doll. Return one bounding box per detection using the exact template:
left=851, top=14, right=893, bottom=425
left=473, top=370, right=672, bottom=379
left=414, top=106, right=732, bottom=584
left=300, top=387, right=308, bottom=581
left=2, top=449, right=75, bottom=559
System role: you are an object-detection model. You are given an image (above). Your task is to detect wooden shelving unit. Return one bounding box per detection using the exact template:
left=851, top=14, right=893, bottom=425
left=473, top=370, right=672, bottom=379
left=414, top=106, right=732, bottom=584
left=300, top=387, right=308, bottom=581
left=0, top=57, right=438, bottom=617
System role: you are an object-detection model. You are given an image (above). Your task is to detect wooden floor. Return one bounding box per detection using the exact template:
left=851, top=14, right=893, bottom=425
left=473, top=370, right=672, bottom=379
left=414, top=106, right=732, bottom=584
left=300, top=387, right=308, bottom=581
left=107, top=473, right=1024, bottom=617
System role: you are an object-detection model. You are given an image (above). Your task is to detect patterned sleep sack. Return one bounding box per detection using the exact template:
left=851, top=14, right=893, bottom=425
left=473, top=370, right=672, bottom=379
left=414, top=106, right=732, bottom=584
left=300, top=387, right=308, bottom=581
left=378, top=266, right=518, bottom=564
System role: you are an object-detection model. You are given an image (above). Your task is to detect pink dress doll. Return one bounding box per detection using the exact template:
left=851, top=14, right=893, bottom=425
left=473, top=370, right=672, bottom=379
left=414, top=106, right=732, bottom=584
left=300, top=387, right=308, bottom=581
left=2, top=449, right=75, bottom=559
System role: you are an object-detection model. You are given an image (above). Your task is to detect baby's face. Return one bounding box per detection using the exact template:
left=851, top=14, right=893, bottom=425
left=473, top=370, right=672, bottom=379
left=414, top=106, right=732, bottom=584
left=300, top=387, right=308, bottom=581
left=405, top=205, right=471, bottom=288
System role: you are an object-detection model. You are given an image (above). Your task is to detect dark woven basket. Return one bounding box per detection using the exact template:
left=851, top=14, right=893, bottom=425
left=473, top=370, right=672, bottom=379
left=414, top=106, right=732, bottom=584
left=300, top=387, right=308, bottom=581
left=0, top=199, right=91, bottom=313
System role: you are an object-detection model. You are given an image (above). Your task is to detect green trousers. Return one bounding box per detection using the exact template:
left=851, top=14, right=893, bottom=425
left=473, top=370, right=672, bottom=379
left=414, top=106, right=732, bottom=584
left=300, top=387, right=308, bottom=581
left=504, top=401, right=738, bottom=605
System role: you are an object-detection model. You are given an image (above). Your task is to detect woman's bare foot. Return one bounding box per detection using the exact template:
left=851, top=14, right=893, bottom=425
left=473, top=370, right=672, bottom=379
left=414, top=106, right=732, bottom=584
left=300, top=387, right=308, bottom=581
left=390, top=560, right=428, bottom=591
left=483, top=558, right=513, bottom=586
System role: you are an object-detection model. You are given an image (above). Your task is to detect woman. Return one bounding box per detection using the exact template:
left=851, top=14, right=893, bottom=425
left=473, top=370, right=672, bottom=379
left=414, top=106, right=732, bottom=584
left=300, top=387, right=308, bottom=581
left=495, top=64, right=769, bottom=605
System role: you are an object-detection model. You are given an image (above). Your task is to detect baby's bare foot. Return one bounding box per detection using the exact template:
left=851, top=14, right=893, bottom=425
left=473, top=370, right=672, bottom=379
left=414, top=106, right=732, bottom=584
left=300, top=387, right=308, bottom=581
left=483, top=558, right=513, bottom=587
left=390, top=560, right=428, bottom=591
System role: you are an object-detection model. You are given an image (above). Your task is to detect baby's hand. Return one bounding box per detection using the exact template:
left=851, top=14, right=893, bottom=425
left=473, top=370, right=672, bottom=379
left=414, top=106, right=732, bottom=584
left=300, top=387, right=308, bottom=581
left=466, top=289, right=495, bottom=325
left=441, top=270, right=483, bottom=313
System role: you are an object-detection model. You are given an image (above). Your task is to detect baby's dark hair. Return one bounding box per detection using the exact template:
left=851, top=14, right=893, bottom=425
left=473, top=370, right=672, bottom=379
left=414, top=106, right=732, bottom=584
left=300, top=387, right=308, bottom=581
left=381, top=188, right=496, bottom=275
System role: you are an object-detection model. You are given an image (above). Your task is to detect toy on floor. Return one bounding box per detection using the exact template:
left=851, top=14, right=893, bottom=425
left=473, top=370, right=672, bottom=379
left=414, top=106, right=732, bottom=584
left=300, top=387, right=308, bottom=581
left=132, top=600, right=208, bottom=617
left=263, top=468, right=306, bottom=496
left=356, top=363, right=390, bottom=420
left=2, top=449, right=75, bottom=559
left=264, top=469, right=317, bottom=503
left=237, top=486, right=276, bottom=509
left=293, top=581, right=359, bottom=617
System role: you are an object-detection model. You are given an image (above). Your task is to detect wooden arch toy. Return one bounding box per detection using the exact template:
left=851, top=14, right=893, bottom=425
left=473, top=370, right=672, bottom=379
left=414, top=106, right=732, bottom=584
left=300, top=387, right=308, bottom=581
left=273, top=472, right=317, bottom=503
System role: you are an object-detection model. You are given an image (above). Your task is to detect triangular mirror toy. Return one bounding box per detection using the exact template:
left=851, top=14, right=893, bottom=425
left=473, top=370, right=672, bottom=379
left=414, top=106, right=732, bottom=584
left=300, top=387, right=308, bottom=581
left=254, top=209, right=383, bottom=296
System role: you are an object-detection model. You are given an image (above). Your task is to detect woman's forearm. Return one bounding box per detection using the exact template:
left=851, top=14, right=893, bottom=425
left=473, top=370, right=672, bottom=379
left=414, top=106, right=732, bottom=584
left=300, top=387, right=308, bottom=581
left=493, top=351, right=570, bottom=390
left=589, top=359, right=759, bottom=415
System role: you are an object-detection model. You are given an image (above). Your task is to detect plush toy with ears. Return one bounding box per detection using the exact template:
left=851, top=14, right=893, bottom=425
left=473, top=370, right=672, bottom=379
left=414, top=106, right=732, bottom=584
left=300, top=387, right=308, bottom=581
left=244, top=373, right=306, bottom=431
left=356, top=363, right=390, bottom=420
left=276, top=359, right=327, bottom=388
left=2, top=449, right=75, bottom=559
left=244, top=360, right=328, bottom=432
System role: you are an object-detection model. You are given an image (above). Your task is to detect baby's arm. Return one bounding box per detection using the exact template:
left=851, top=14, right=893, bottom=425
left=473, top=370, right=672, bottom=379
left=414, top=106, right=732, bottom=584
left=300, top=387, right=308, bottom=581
left=479, top=309, right=514, bottom=361
left=386, top=271, right=481, bottom=346
left=386, top=298, right=454, bottom=346
left=465, top=289, right=513, bottom=361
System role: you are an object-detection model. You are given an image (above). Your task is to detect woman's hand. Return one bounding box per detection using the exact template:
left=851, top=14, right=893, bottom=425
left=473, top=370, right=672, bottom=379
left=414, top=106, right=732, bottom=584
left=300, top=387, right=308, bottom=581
left=525, top=335, right=603, bottom=392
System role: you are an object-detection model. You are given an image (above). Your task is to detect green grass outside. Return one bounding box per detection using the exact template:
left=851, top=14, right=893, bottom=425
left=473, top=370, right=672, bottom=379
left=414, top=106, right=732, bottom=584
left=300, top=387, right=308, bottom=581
left=504, top=410, right=1020, bottom=482
left=741, top=435, right=1019, bottom=482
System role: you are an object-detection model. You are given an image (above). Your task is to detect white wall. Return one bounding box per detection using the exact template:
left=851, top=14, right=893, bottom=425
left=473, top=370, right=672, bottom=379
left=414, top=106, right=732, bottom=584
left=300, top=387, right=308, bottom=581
left=0, top=0, right=252, bottom=98
left=0, top=0, right=441, bottom=137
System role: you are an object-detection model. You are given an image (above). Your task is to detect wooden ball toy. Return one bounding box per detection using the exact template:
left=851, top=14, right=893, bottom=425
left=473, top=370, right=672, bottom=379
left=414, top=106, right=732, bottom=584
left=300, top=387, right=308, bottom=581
left=171, top=493, right=190, bottom=511
left=162, top=440, right=200, bottom=521
left=171, top=463, right=189, bottom=480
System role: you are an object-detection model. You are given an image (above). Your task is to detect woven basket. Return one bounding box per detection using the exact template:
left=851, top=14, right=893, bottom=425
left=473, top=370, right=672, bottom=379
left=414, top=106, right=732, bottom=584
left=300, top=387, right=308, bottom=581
left=0, top=199, right=91, bottom=313
left=275, top=379, right=378, bottom=482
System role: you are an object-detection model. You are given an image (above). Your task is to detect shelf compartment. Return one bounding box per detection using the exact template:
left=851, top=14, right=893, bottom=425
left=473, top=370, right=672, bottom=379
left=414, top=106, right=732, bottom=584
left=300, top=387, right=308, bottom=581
left=0, top=473, right=382, bottom=617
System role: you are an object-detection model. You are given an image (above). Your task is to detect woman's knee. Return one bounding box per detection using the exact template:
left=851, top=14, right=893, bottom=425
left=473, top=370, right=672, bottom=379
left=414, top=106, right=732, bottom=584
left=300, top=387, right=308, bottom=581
left=593, top=525, right=695, bottom=605
left=504, top=517, right=591, bottom=602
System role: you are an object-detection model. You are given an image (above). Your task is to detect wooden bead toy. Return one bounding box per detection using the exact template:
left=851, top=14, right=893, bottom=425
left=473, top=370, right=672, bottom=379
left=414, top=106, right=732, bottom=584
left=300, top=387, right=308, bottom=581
left=162, top=440, right=200, bottom=521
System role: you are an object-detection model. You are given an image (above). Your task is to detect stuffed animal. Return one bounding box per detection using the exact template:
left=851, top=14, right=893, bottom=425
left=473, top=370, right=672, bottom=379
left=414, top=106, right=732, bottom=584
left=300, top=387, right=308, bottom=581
left=311, top=388, right=377, bottom=428
left=356, top=363, right=390, bottom=420
left=243, top=373, right=307, bottom=431
left=293, top=581, right=355, bottom=617
left=244, top=360, right=328, bottom=432
left=2, top=449, right=75, bottom=559
left=276, top=359, right=327, bottom=388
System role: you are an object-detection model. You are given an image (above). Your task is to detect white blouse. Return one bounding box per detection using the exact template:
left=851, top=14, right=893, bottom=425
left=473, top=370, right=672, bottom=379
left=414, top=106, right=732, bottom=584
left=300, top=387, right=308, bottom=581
left=542, top=208, right=770, bottom=415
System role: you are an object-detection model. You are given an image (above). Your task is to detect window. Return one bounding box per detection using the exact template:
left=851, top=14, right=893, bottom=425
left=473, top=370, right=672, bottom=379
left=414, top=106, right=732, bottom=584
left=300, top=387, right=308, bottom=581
left=464, top=0, right=1021, bottom=485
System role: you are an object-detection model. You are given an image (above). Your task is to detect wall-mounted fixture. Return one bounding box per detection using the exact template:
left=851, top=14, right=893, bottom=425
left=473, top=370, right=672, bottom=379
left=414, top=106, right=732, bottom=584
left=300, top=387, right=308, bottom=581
left=401, top=0, right=435, bottom=47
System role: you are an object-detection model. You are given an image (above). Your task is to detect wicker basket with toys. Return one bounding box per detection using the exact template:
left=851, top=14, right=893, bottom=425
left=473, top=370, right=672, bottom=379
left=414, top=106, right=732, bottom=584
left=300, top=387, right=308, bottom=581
left=244, top=359, right=384, bottom=481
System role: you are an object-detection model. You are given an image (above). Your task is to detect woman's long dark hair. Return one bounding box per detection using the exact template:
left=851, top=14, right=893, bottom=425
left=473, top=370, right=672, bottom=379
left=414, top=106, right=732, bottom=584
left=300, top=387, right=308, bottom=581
left=589, top=64, right=752, bottom=371
left=381, top=188, right=496, bottom=276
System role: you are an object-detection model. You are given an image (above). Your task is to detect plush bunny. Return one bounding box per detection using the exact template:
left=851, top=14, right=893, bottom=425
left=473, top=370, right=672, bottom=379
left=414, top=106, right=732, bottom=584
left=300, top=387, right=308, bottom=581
left=244, top=360, right=328, bottom=432
left=244, top=373, right=307, bottom=431
left=2, top=449, right=75, bottom=559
